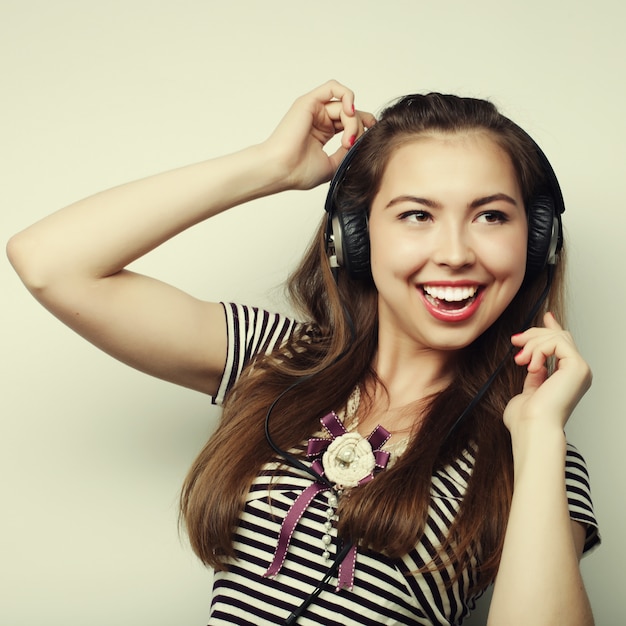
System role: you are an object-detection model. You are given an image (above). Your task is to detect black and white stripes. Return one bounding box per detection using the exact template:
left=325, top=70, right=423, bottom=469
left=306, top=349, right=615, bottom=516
left=213, top=303, right=298, bottom=406
left=206, top=303, right=600, bottom=625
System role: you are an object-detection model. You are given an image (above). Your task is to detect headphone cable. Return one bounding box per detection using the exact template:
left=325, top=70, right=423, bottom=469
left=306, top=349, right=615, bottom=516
left=264, top=300, right=357, bottom=488
left=284, top=541, right=354, bottom=626
left=268, top=267, right=554, bottom=624
left=445, top=265, right=554, bottom=440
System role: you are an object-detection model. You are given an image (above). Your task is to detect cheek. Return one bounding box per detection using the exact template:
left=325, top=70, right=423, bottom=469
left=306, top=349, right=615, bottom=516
left=369, top=222, right=428, bottom=278
left=484, top=233, right=528, bottom=282
left=369, top=238, right=428, bottom=287
left=368, top=227, right=394, bottom=281
left=368, top=244, right=393, bottom=291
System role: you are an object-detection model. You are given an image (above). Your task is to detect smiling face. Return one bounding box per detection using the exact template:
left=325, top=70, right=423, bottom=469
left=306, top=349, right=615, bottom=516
left=368, top=131, right=528, bottom=355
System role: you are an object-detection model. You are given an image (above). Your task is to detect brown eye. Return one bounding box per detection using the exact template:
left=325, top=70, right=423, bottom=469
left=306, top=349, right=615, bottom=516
left=475, top=211, right=509, bottom=224
left=400, top=210, right=431, bottom=223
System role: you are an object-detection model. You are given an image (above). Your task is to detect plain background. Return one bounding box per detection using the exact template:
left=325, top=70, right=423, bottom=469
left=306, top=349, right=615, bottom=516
left=2, top=1, right=624, bottom=624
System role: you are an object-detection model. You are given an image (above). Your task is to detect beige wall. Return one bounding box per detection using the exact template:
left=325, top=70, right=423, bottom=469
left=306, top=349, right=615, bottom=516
left=2, top=1, right=623, bottom=624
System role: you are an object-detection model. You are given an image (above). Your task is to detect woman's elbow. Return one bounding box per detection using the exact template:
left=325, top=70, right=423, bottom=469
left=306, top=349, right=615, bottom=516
left=7, top=229, right=54, bottom=294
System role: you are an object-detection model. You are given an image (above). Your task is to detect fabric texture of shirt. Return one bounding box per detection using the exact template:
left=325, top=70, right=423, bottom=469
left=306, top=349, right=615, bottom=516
left=208, top=302, right=600, bottom=626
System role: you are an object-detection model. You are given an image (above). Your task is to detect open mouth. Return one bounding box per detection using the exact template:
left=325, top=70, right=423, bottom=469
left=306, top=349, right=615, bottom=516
left=422, top=284, right=481, bottom=312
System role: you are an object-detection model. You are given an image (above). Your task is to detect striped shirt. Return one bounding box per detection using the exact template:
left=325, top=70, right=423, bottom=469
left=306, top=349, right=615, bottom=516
left=209, top=303, right=600, bottom=625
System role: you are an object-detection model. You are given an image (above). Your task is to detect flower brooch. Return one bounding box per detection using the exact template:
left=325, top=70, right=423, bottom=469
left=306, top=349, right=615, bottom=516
left=264, top=411, right=391, bottom=591
left=310, top=411, right=391, bottom=488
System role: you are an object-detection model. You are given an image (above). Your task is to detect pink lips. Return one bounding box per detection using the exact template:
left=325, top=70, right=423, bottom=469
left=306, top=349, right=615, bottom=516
left=418, top=284, right=485, bottom=323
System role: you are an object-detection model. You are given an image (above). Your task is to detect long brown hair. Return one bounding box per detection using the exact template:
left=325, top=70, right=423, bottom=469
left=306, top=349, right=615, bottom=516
left=180, top=93, right=566, bottom=590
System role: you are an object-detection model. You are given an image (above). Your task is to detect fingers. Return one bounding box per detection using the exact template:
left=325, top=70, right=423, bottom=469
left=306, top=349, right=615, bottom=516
left=308, top=79, right=357, bottom=118
left=269, top=80, right=376, bottom=189
left=307, top=79, right=377, bottom=148
left=511, top=312, right=561, bottom=348
left=512, top=313, right=573, bottom=372
left=321, top=107, right=376, bottom=171
left=358, top=109, right=378, bottom=129
left=322, top=100, right=360, bottom=148
left=338, top=108, right=377, bottom=149
left=507, top=313, right=592, bottom=426
left=521, top=365, right=549, bottom=393
left=511, top=313, right=590, bottom=387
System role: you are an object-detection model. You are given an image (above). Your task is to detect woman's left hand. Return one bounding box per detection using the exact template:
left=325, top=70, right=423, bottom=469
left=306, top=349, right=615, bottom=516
left=504, top=312, right=592, bottom=434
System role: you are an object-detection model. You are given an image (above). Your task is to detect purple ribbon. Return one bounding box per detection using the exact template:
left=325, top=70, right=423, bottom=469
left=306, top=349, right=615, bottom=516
left=263, top=411, right=391, bottom=591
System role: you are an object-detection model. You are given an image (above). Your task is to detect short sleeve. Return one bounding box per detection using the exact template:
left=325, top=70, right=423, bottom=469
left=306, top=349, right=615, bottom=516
left=565, top=443, right=601, bottom=555
left=211, top=303, right=297, bottom=406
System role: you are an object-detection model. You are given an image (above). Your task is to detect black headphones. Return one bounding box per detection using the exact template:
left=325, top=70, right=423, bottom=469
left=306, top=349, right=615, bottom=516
left=324, top=121, right=565, bottom=281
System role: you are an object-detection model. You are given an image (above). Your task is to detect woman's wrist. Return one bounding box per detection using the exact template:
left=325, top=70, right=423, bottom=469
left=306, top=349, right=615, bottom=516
left=510, top=421, right=567, bottom=479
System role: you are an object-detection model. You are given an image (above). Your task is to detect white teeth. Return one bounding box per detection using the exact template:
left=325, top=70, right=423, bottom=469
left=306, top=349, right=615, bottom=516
left=423, top=285, right=479, bottom=302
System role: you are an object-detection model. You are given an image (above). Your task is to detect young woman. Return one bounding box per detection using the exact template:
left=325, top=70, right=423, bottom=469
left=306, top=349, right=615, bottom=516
left=7, top=80, right=599, bottom=625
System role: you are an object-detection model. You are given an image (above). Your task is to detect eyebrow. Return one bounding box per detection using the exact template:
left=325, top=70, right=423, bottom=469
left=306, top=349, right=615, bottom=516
left=385, top=193, right=519, bottom=210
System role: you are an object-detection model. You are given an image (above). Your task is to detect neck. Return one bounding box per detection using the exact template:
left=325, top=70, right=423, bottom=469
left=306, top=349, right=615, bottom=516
left=372, top=337, right=456, bottom=406
left=354, top=342, right=456, bottom=437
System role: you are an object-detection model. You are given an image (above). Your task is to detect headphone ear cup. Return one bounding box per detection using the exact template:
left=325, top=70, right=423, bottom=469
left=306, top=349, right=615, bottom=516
left=526, top=194, right=558, bottom=278
left=334, top=209, right=370, bottom=279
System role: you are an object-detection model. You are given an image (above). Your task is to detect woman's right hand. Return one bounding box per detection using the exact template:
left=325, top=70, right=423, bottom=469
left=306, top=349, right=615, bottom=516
left=263, top=80, right=377, bottom=191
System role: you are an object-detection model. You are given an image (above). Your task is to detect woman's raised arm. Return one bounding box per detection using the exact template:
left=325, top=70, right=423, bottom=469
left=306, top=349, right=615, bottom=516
left=7, top=80, right=375, bottom=395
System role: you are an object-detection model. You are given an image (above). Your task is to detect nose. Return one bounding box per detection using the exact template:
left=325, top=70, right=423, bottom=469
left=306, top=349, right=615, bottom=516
left=431, top=223, right=476, bottom=269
